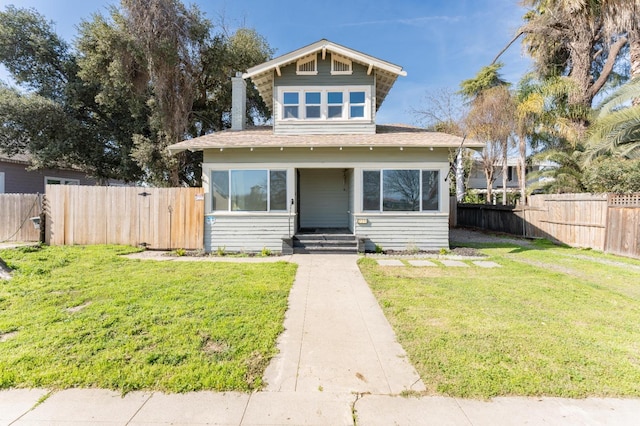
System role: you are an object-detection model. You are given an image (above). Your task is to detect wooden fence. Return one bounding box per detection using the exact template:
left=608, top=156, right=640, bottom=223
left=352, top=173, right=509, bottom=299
left=457, top=193, right=640, bottom=259
left=0, top=194, right=42, bottom=242
left=45, top=185, right=205, bottom=249
left=605, top=193, right=640, bottom=258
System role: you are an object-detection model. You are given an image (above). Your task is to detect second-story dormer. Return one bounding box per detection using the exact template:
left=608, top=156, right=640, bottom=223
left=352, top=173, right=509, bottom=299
left=243, top=39, right=407, bottom=135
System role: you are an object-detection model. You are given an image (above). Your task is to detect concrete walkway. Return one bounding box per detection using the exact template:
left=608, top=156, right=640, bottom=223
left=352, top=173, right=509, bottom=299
left=264, top=254, right=424, bottom=394
left=1, top=252, right=639, bottom=425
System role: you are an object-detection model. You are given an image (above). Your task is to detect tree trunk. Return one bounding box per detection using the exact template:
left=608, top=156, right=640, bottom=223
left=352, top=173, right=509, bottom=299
left=632, top=30, right=640, bottom=79
left=501, top=140, right=508, bottom=205
left=518, top=135, right=527, bottom=205
left=455, top=149, right=465, bottom=202
left=485, top=172, right=493, bottom=205
left=631, top=27, right=640, bottom=106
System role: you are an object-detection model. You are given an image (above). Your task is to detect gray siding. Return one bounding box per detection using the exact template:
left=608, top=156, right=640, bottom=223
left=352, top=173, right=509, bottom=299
left=355, top=214, right=449, bottom=251
left=299, top=169, right=349, bottom=228
left=275, top=121, right=375, bottom=135
left=347, top=169, right=355, bottom=232
left=204, top=213, right=292, bottom=252
left=274, top=53, right=375, bottom=135
left=0, top=161, right=98, bottom=193
left=276, top=53, right=373, bottom=86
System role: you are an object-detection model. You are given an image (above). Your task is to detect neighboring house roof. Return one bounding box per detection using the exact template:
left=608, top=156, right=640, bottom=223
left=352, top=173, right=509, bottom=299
left=243, top=39, right=407, bottom=113
left=167, top=124, right=483, bottom=153
left=0, top=152, right=31, bottom=165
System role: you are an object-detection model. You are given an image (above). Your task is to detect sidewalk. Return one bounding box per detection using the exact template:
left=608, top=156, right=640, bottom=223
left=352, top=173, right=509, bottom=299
left=1, top=253, right=639, bottom=425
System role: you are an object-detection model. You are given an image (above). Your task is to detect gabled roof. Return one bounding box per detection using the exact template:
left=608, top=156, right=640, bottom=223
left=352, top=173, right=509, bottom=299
left=243, top=39, right=407, bottom=113
left=167, top=124, right=483, bottom=153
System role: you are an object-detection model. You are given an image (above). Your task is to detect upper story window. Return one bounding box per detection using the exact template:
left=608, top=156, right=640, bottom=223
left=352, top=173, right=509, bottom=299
left=350, top=91, right=366, bottom=118
left=278, top=86, right=371, bottom=121
left=331, top=54, right=352, bottom=75
left=305, top=92, right=321, bottom=118
left=283, top=92, right=299, bottom=119
left=327, top=92, right=343, bottom=118
left=296, top=54, right=317, bottom=75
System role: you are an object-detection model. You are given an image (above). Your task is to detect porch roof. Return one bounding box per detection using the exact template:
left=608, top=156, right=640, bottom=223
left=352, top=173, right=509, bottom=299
left=168, top=125, right=483, bottom=154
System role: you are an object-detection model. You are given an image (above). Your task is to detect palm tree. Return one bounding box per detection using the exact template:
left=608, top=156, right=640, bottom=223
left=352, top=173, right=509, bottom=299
left=585, top=77, right=640, bottom=161
left=517, top=1, right=627, bottom=109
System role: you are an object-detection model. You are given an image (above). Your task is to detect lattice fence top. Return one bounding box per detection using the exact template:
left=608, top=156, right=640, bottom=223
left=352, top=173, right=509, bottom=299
left=609, top=193, right=640, bottom=207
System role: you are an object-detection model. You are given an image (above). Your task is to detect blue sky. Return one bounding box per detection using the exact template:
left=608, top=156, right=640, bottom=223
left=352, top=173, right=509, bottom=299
left=0, top=0, right=532, bottom=124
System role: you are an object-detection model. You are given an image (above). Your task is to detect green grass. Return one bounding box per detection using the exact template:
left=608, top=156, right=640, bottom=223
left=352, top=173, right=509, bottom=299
left=0, top=245, right=297, bottom=393
left=359, top=241, right=640, bottom=398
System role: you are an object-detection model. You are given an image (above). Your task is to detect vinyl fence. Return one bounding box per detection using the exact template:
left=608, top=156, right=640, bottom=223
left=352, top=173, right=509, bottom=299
left=45, top=185, right=205, bottom=250
left=457, top=193, right=640, bottom=259
left=0, top=193, right=42, bottom=242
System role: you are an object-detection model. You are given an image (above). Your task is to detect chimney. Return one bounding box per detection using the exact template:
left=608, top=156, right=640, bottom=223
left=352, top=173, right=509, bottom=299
left=231, top=72, right=246, bottom=131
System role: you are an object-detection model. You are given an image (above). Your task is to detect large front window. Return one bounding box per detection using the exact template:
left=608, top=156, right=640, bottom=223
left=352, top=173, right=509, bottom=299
left=278, top=86, right=370, bottom=121
left=212, top=169, right=288, bottom=212
left=363, top=169, right=440, bottom=212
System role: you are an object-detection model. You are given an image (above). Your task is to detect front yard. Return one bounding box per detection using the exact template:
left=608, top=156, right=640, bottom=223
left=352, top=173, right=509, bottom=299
left=0, top=245, right=297, bottom=393
left=359, top=239, right=640, bottom=398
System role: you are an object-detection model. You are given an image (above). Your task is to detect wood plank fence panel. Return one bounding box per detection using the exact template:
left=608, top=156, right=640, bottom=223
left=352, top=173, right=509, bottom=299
left=538, top=194, right=608, bottom=250
left=0, top=194, right=42, bottom=242
left=605, top=194, right=640, bottom=259
left=45, top=186, right=204, bottom=249
left=456, top=192, right=640, bottom=259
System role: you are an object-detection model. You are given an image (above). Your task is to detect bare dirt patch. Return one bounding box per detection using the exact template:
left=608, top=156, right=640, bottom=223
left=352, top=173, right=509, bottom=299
left=66, top=302, right=92, bottom=314
left=450, top=228, right=533, bottom=247
left=0, top=331, right=18, bottom=342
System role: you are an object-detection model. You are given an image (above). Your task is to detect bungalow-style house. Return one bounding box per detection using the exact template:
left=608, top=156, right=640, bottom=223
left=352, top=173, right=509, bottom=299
left=0, top=152, right=100, bottom=194
left=168, top=39, right=482, bottom=253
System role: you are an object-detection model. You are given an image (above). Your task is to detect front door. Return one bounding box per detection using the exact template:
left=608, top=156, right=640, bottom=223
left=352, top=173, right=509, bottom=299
left=298, top=168, right=349, bottom=230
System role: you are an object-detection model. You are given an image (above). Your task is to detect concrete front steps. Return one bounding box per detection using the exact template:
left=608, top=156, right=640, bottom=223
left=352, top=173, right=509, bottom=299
left=293, top=230, right=357, bottom=254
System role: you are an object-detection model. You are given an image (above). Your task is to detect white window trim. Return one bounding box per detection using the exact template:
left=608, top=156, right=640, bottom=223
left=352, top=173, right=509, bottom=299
left=45, top=176, right=80, bottom=186
left=0, top=172, right=4, bottom=193
left=211, top=169, right=288, bottom=213
left=362, top=168, right=441, bottom=213
left=331, top=54, right=353, bottom=75
left=296, top=54, right=318, bottom=76
left=277, top=86, right=371, bottom=121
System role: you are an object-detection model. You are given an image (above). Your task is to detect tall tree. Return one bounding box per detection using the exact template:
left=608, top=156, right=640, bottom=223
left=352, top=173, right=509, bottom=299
left=77, top=1, right=273, bottom=186
left=461, top=64, right=516, bottom=204
left=118, top=0, right=209, bottom=186
left=1, top=2, right=273, bottom=187
left=0, top=5, right=143, bottom=182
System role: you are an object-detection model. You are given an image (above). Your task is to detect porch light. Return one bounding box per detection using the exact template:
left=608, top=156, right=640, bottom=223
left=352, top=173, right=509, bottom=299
left=339, top=147, right=343, bottom=150
left=280, top=147, right=284, bottom=151
left=369, top=146, right=373, bottom=150
left=429, top=147, right=434, bottom=151
left=400, top=147, right=404, bottom=151
left=250, top=147, right=254, bottom=151
left=310, top=147, right=314, bottom=151
left=219, top=148, right=224, bottom=151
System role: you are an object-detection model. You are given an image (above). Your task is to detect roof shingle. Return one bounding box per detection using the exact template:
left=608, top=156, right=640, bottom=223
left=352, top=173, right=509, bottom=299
left=167, top=125, right=483, bottom=153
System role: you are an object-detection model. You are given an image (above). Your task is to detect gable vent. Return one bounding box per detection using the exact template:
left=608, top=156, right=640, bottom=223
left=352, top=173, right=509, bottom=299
left=331, top=54, right=352, bottom=75
left=296, top=54, right=318, bottom=75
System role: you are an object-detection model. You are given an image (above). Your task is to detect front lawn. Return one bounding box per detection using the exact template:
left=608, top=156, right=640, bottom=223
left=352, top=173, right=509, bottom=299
left=359, top=240, right=640, bottom=398
left=0, top=245, right=297, bottom=393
